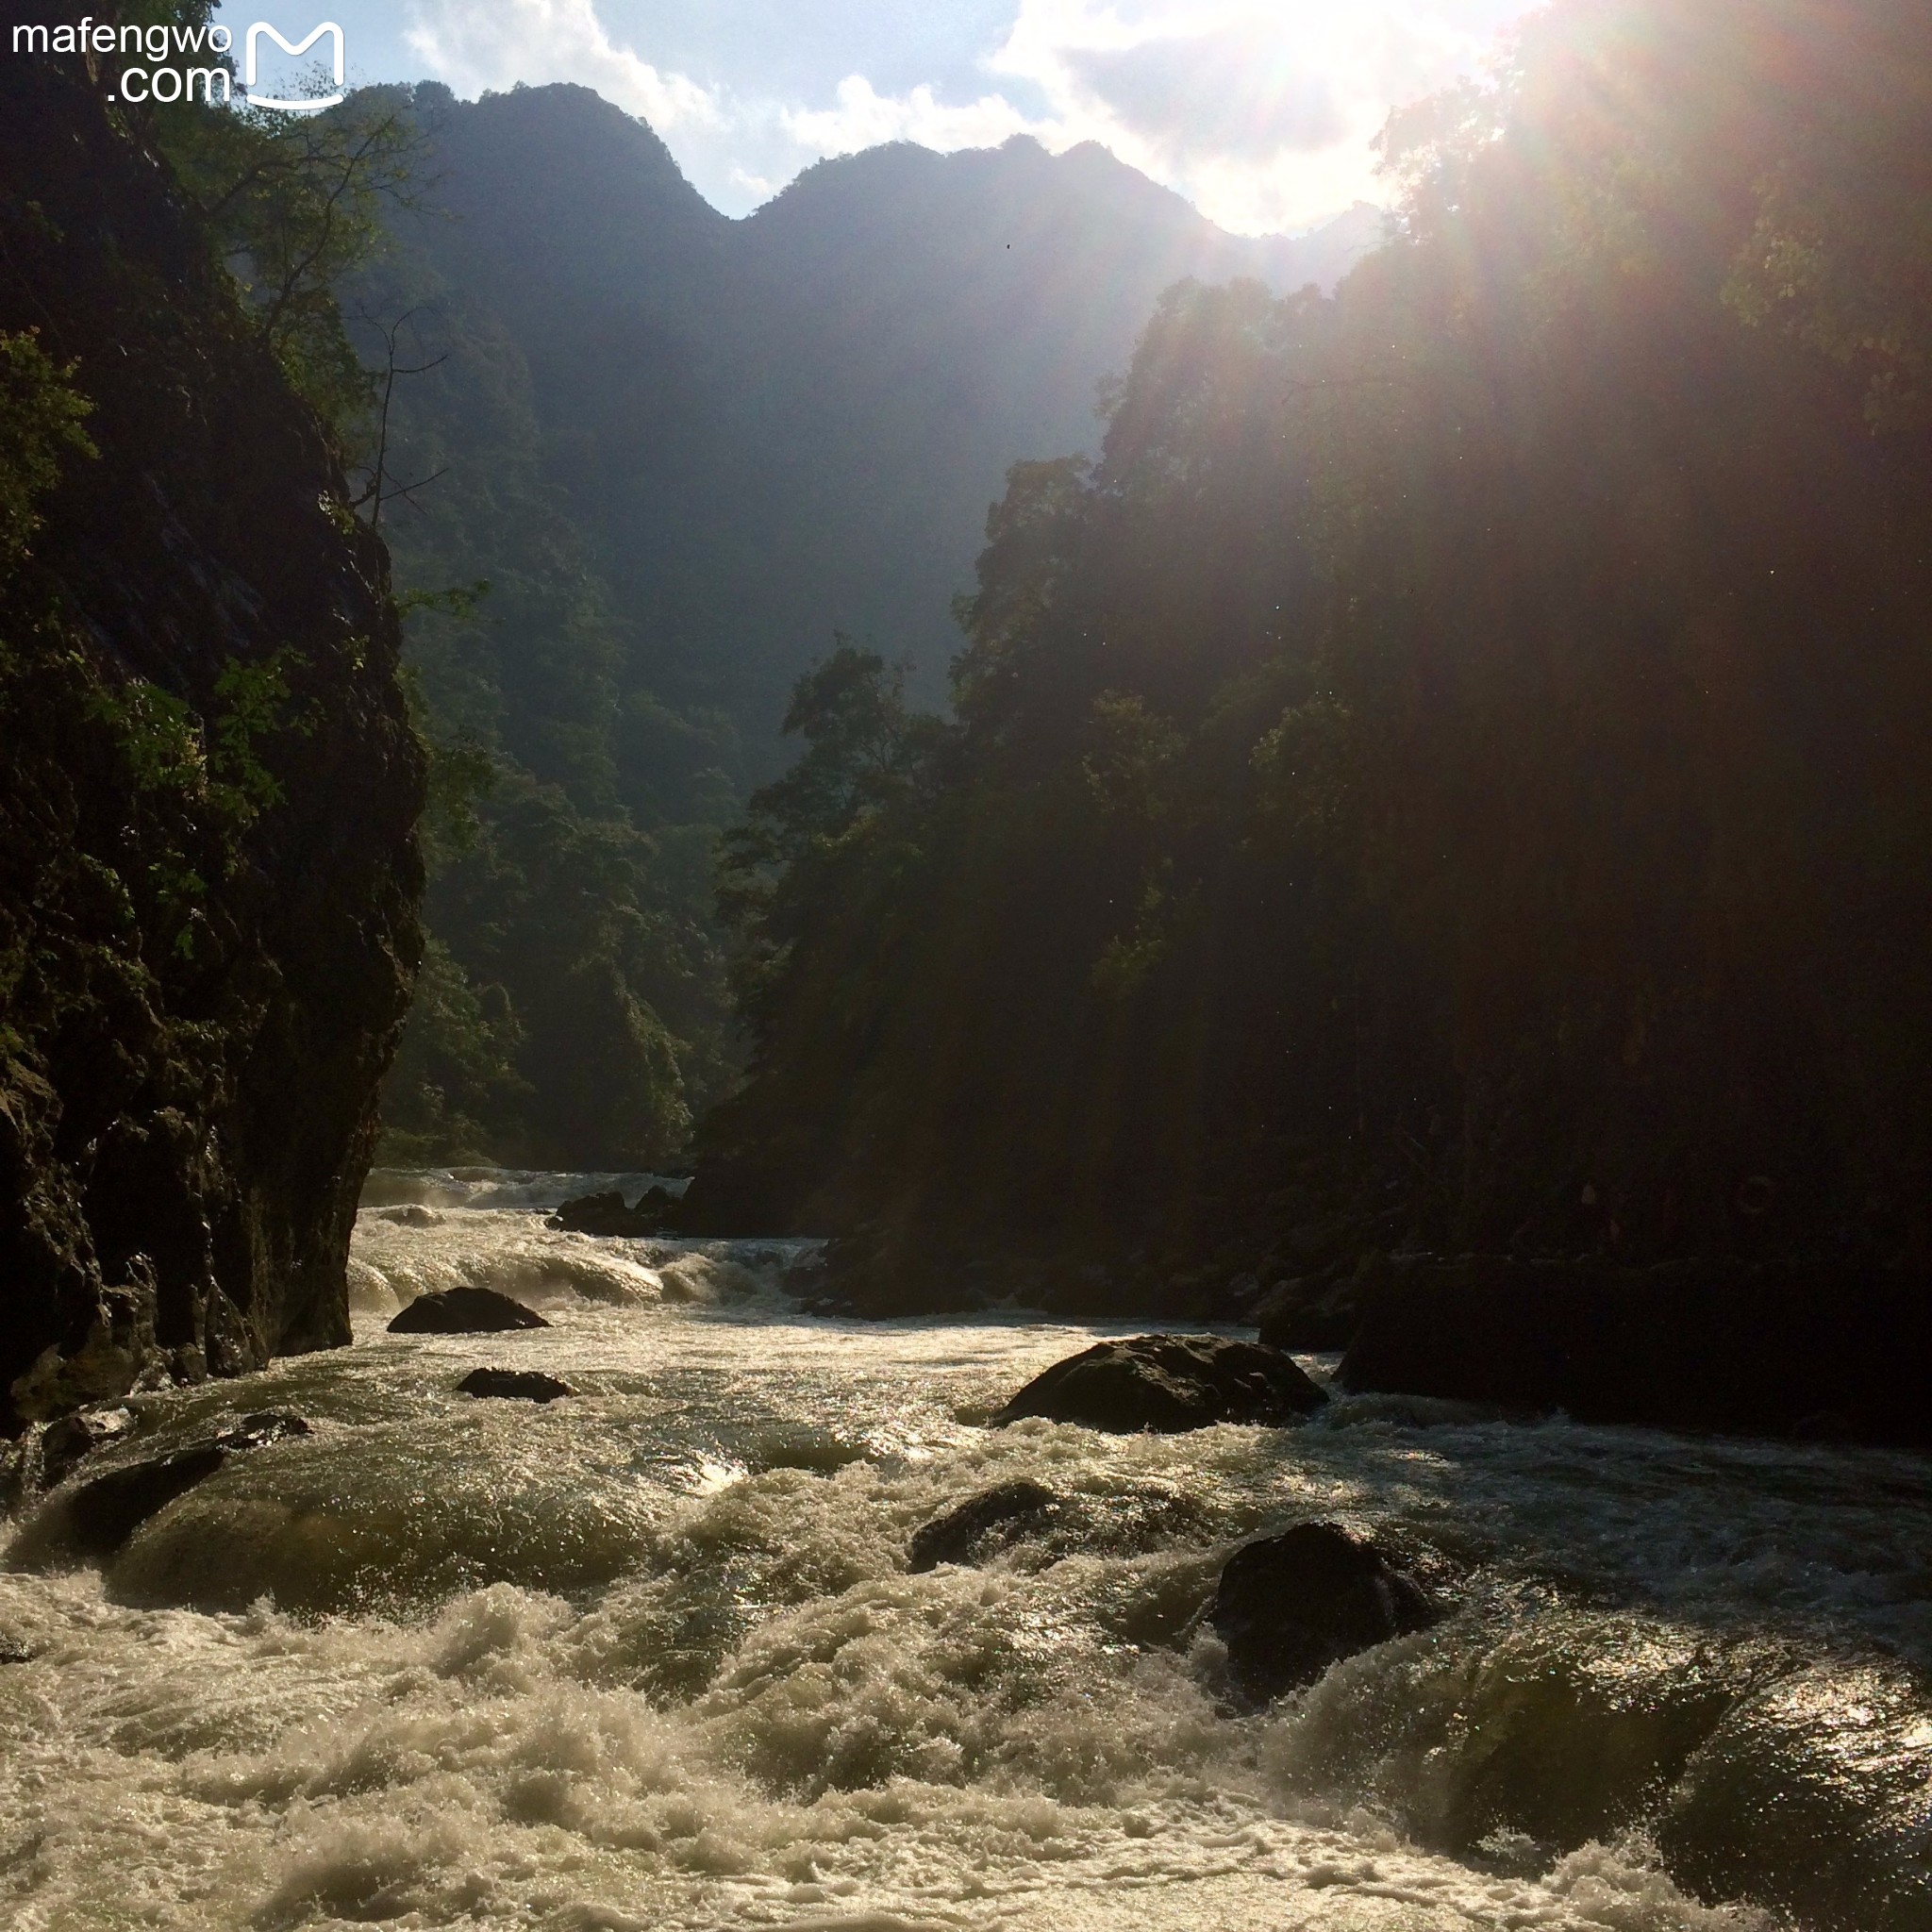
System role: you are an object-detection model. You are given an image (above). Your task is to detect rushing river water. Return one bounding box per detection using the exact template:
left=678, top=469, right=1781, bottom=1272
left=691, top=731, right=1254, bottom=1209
left=3, top=1171, right=1930, bottom=1931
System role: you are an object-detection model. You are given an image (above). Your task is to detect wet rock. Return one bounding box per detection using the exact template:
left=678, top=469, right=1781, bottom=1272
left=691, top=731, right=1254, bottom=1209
left=387, top=1286, right=548, bottom=1334
left=0, top=61, right=423, bottom=1432
left=908, top=1479, right=1220, bottom=1574
left=15, top=1411, right=311, bottom=1563
left=994, top=1333, right=1327, bottom=1433
left=908, top=1480, right=1060, bottom=1572
left=58, top=1444, right=231, bottom=1557
left=458, top=1368, right=574, bottom=1403
left=28, top=1422, right=308, bottom=1568
left=1, top=1407, right=138, bottom=1511
left=212, top=1411, right=312, bottom=1453
left=374, top=1205, right=441, bottom=1228
left=1654, top=1659, right=1932, bottom=1928
left=1211, top=1522, right=1436, bottom=1703
left=38, top=1406, right=138, bottom=1490
left=798, top=1228, right=991, bottom=1317
left=0, top=1641, right=32, bottom=1665
left=547, top=1190, right=673, bottom=1237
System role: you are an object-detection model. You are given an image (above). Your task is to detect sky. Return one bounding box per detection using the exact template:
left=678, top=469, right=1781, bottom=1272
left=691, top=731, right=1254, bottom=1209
left=216, top=0, right=1536, bottom=235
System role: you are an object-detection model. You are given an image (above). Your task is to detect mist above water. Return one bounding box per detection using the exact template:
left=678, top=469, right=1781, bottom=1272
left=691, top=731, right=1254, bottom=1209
left=3, top=1176, right=1928, bottom=1930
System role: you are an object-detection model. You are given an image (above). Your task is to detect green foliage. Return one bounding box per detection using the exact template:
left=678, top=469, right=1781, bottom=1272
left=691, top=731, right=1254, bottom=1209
left=266, top=73, right=1375, bottom=1173
left=210, top=647, right=308, bottom=813
left=388, top=767, right=719, bottom=1166
left=0, top=328, right=95, bottom=575
left=346, top=197, right=735, bottom=1164
left=149, top=53, right=425, bottom=440
left=90, top=648, right=307, bottom=835
left=105, top=32, right=724, bottom=1162
left=718, top=645, right=944, bottom=1037
left=1713, top=4, right=1932, bottom=431
left=86, top=678, right=204, bottom=792
left=77, top=647, right=311, bottom=956
left=377, top=936, right=527, bottom=1163
left=705, top=0, right=1932, bottom=1267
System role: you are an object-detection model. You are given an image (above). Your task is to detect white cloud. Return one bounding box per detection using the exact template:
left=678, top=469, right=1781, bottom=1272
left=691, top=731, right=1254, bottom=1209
left=779, top=74, right=1044, bottom=158
left=1065, top=26, right=1349, bottom=163
left=742, top=0, right=1524, bottom=233
left=979, top=0, right=1520, bottom=231
left=403, top=0, right=724, bottom=131
left=398, top=0, right=1530, bottom=234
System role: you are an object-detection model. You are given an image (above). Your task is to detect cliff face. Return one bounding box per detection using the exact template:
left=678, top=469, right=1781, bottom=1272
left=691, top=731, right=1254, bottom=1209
left=0, top=58, right=424, bottom=1428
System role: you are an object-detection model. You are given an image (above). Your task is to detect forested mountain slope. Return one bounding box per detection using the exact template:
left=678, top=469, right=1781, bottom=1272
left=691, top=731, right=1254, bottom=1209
left=365, top=84, right=1376, bottom=1165
left=691, top=0, right=1932, bottom=1306
left=396, top=84, right=1374, bottom=739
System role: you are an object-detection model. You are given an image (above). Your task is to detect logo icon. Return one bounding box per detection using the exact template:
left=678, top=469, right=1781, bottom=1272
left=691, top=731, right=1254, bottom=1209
left=244, top=21, right=343, bottom=111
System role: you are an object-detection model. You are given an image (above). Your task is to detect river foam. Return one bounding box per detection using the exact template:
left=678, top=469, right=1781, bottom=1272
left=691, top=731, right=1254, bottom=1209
left=3, top=1184, right=1927, bottom=1929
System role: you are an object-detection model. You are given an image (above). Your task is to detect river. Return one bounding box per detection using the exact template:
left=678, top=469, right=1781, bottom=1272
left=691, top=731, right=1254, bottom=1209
left=2, top=1170, right=1928, bottom=1930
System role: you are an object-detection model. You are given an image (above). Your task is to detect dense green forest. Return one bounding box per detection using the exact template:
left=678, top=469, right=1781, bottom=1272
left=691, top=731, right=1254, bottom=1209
left=329, top=86, right=1373, bottom=1169
left=691, top=0, right=1932, bottom=1293
left=73, top=18, right=1368, bottom=1174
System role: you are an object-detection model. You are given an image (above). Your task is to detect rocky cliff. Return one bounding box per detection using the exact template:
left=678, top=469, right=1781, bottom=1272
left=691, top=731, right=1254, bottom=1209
left=0, top=54, right=423, bottom=1428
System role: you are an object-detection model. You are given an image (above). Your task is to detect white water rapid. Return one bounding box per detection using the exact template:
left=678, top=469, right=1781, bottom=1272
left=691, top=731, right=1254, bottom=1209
left=3, top=1172, right=1928, bottom=1930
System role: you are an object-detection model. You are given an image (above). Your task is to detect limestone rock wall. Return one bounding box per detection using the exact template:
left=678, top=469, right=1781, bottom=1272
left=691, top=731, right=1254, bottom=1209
left=0, top=53, right=424, bottom=1427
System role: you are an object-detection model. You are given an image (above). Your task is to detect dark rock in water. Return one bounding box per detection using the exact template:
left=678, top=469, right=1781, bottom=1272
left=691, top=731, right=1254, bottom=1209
left=1340, top=1255, right=1932, bottom=1442
left=7, top=1407, right=138, bottom=1511
left=0, top=1641, right=32, bottom=1665
left=38, top=1407, right=139, bottom=1491
left=908, top=1479, right=1218, bottom=1574
left=213, top=1411, right=312, bottom=1452
left=0, top=58, right=423, bottom=1433
left=388, top=1287, right=548, bottom=1334
left=547, top=1190, right=674, bottom=1237
left=458, top=1368, right=574, bottom=1403
left=994, top=1333, right=1327, bottom=1433
left=908, top=1480, right=1060, bottom=1572
left=1212, top=1522, right=1436, bottom=1704
left=58, top=1444, right=230, bottom=1557
left=374, top=1206, right=441, bottom=1228
left=18, top=1410, right=312, bottom=1562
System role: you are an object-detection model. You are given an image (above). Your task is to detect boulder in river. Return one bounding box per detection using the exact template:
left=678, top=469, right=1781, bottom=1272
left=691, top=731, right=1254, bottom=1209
left=58, top=1444, right=228, bottom=1557
left=547, top=1190, right=674, bottom=1237
left=212, top=1411, right=312, bottom=1453
left=458, top=1368, right=574, bottom=1403
left=37, top=1406, right=138, bottom=1491
left=388, top=1286, right=548, bottom=1334
left=994, top=1333, right=1326, bottom=1433
left=20, top=1410, right=310, bottom=1561
left=908, top=1480, right=1060, bottom=1572
left=374, top=1205, right=441, bottom=1228
left=1211, top=1521, right=1436, bottom=1704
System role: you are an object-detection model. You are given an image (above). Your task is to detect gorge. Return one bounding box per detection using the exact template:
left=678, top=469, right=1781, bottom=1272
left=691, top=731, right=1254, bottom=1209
left=4, top=3, right=1931, bottom=1928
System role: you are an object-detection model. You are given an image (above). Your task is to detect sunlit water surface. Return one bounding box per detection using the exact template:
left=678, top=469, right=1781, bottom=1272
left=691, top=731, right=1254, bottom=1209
left=3, top=1172, right=1929, bottom=1931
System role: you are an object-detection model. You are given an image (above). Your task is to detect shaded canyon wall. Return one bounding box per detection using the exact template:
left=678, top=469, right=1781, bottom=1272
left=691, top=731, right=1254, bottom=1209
left=0, top=49, right=423, bottom=1427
